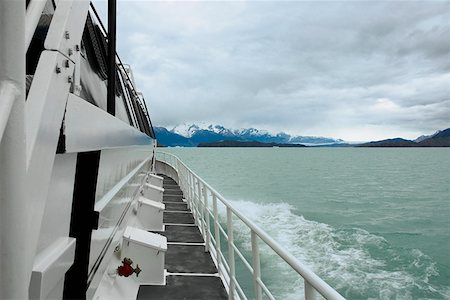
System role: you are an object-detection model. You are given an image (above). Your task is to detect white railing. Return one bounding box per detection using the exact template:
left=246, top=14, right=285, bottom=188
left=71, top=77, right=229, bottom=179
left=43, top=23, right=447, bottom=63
left=156, top=151, right=345, bottom=300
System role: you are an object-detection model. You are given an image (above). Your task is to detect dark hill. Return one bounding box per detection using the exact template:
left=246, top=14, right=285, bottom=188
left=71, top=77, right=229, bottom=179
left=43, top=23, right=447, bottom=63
left=415, top=128, right=450, bottom=147
left=198, top=140, right=307, bottom=147
left=154, top=127, right=192, bottom=147
left=417, top=128, right=450, bottom=147
left=418, top=137, right=450, bottom=147
left=358, top=138, right=418, bottom=147
left=430, top=128, right=450, bottom=139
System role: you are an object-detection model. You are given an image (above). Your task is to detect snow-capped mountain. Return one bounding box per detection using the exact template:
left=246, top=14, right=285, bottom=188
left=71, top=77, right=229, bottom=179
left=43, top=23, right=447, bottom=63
left=172, top=123, right=245, bottom=138
left=171, top=123, right=201, bottom=138
left=155, top=124, right=344, bottom=147
left=414, top=130, right=441, bottom=143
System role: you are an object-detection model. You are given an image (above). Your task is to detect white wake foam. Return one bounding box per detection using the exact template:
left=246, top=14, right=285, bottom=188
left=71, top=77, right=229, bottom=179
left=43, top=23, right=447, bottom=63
left=224, top=200, right=448, bottom=300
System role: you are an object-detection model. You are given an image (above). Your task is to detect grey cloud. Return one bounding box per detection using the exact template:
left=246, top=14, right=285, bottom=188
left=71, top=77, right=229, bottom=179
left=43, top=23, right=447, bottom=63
left=111, top=0, right=450, bottom=140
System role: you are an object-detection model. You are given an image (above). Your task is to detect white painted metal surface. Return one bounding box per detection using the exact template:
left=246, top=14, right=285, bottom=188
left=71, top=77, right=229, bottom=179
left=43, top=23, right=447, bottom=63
left=0, top=1, right=28, bottom=298
left=44, top=0, right=90, bottom=59
left=29, top=237, right=76, bottom=300
left=157, top=152, right=346, bottom=300
left=137, top=196, right=165, bottom=231
left=0, top=81, right=19, bottom=143
left=36, top=154, right=77, bottom=254
left=3, top=0, right=157, bottom=298
left=64, top=94, right=151, bottom=152
left=122, top=226, right=167, bottom=285
left=147, top=173, right=164, bottom=187
left=142, top=183, right=164, bottom=202
left=25, top=0, right=47, bottom=50
left=88, top=147, right=153, bottom=294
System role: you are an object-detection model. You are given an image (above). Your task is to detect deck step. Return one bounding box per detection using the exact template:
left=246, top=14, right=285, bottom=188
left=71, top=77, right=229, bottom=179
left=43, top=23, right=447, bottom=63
left=165, top=245, right=218, bottom=274
left=163, top=195, right=184, bottom=201
left=156, top=225, right=203, bottom=243
left=163, top=212, right=194, bottom=224
left=164, top=203, right=188, bottom=211
left=138, top=276, right=227, bottom=300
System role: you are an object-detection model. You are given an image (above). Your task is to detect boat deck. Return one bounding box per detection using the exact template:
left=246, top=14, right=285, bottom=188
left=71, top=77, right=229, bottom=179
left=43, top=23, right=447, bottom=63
left=137, top=175, right=228, bottom=300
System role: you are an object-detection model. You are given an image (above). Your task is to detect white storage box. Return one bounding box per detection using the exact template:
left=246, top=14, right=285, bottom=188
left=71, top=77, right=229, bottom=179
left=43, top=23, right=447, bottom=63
left=137, top=196, right=165, bottom=231
left=122, top=226, right=167, bottom=285
left=142, top=183, right=164, bottom=202
left=147, top=174, right=163, bottom=188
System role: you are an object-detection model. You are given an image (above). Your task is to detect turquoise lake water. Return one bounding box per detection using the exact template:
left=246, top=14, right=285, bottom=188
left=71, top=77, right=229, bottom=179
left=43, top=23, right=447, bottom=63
left=164, top=148, right=450, bottom=299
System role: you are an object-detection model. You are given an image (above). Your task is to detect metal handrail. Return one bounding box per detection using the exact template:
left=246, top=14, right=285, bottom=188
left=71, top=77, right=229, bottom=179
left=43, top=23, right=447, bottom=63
left=156, top=151, right=346, bottom=300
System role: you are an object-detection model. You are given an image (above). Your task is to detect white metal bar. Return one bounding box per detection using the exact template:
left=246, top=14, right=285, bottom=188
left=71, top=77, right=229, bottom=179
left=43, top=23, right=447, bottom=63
left=251, top=231, right=263, bottom=300
left=0, top=82, right=19, bottom=143
left=25, top=0, right=47, bottom=50
left=203, top=183, right=210, bottom=252
left=0, top=1, right=28, bottom=299
left=219, top=223, right=228, bottom=239
left=194, top=177, right=203, bottom=225
left=200, top=182, right=205, bottom=238
left=187, top=171, right=193, bottom=209
left=256, top=277, right=276, bottom=300
left=233, top=276, right=249, bottom=300
left=305, top=280, right=317, bottom=300
left=227, top=207, right=236, bottom=300
left=213, top=194, right=222, bottom=275
left=220, top=251, right=231, bottom=273
left=232, top=243, right=253, bottom=274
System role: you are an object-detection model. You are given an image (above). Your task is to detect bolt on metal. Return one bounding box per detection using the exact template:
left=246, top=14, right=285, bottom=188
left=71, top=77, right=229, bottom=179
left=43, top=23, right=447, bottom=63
left=68, top=76, right=73, bottom=83
left=68, top=48, right=73, bottom=56
left=65, top=60, right=70, bottom=68
left=65, top=31, right=70, bottom=39
left=55, top=64, right=61, bottom=74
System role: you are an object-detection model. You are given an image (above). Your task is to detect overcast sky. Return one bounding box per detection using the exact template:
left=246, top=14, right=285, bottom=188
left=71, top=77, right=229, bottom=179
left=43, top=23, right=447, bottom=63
left=98, top=1, right=450, bottom=141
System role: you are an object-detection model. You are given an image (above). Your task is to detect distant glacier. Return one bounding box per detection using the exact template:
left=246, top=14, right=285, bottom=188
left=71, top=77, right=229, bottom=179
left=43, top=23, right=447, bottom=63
left=154, top=123, right=345, bottom=147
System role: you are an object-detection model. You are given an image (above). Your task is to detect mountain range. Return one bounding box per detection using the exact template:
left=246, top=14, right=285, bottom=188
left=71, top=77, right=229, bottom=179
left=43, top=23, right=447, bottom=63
left=154, top=124, right=450, bottom=147
left=154, top=124, right=344, bottom=147
left=358, top=128, right=450, bottom=147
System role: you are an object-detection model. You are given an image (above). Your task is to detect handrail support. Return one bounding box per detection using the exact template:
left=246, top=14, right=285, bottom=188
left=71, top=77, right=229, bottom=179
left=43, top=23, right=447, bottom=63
left=251, top=231, right=263, bottom=300
left=227, top=207, right=236, bottom=300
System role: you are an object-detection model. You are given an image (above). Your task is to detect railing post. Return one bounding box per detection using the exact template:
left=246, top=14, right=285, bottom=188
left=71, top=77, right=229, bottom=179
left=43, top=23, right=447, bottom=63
left=213, top=194, right=221, bottom=275
left=227, top=207, right=236, bottom=300
left=251, top=231, right=263, bottom=300
left=196, top=177, right=202, bottom=226
left=191, top=175, right=197, bottom=223
left=304, top=280, right=317, bottom=300
left=203, top=184, right=210, bottom=253
left=197, top=179, right=204, bottom=230
left=187, top=172, right=192, bottom=209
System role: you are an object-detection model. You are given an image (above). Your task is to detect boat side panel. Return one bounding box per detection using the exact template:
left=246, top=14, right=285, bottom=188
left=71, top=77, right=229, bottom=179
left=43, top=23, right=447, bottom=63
left=86, top=146, right=152, bottom=296
left=36, top=153, right=78, bottom=254
left=64, top=94, right=151, bottom=153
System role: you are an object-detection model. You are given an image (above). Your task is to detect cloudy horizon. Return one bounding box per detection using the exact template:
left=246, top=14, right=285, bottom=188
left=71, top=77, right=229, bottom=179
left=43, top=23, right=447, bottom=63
left=97, top=1, right=450, bottom=141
